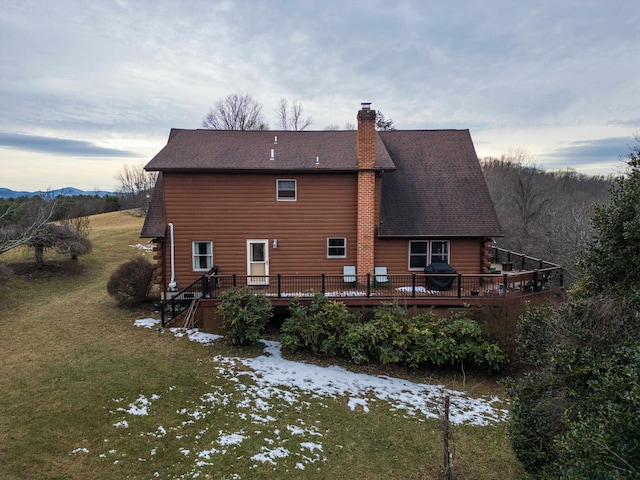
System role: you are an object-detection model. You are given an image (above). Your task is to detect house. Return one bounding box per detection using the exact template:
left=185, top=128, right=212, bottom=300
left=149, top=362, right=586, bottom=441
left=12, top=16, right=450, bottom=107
left=141, top=103, right=503, bottom=302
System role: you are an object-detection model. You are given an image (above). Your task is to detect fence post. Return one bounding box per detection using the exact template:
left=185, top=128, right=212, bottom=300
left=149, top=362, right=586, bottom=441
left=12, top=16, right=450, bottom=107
left=202, top=275, right=210, bottom=298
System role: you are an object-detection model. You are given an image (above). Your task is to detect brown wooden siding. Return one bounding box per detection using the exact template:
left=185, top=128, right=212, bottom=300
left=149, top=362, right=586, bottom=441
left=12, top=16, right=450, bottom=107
left=162, top=172, right=359, bottom=288
left=374, top=237, right=487, bottom=275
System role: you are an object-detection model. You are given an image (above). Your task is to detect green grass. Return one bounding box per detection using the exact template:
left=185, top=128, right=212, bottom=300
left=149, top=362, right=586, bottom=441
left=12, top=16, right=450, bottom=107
left=0, top=211, right=528, bottom=479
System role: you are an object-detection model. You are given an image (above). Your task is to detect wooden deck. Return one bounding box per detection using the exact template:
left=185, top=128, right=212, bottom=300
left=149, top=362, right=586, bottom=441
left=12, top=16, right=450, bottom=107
left=159, top=263, right=564, bottom=326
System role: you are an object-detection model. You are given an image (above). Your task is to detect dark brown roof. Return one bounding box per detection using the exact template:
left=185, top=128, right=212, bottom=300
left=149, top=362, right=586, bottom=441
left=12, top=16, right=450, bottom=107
left=145, top=129, right=395, bottom=172
left=377, top=130, right=503, bottom=237
left=141, top=128, right=502, bottom=239
left=140, top=173, right=166, bottom=238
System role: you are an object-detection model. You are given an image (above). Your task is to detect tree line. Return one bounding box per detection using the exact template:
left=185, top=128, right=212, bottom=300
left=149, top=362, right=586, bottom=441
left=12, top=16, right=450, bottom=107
left=0, top=162, right=157, bottom=273
left=481, top=149, right=616, bottom=284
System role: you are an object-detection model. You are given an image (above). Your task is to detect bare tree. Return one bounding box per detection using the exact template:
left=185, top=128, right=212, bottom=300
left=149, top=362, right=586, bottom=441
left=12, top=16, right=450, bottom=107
left=276, top=98, right=312, bottom=131
left=27, top=222, right=91, bottom=269
left=0, top=196, right=59, bottom=256
left=115, top=163, right=157, bottom=212
left=324, top=122, right=356, bottom=131
left=482, top=150, right=614, bottom=284
left=376, top=111, right=396, bottom=131
left=201, top=92, right=268, bottom=131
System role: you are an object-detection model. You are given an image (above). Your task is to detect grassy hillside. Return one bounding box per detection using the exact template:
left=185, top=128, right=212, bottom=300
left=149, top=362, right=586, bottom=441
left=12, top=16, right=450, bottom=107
left=0, top=211, right=527, bottom=479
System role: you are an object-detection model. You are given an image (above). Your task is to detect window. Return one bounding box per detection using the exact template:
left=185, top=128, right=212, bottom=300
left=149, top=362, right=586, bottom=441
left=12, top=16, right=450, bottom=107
left=277, top=179, right=296, bottom=201
left=409, top=241, right=429, bottom=269
left=409, top=240, right=450, bottom=269
left=327, top=237, right=346, bottom=258
left=430, top=241, right=449, bottom=264
left=192, top=241, right=213, bottom=271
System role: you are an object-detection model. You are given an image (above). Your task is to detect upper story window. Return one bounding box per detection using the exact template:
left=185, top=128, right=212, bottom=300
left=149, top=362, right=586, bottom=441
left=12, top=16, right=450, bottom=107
left=327, top=237, right=346, bottom=258
left=409, top=240, right=450, bottom=269
left=277, top=179, right=297, bottom=201
left=192, top=241, right=213, bottom=271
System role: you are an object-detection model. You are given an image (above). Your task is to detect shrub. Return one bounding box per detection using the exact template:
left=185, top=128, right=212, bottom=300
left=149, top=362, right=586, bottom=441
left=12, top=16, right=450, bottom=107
left=281, top=292, right=360, bottom=355
left=217, top=287, right=272, bottom=346
left=107, top=257, right=154, bottom=306
left=281, top=298, right=506, bottom=371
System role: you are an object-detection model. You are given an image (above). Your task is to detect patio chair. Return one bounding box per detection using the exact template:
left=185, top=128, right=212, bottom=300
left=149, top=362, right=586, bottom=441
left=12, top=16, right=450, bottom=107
left=374, top=266, right=391, bottom=289
left=342, top=266, right=357, bottom=287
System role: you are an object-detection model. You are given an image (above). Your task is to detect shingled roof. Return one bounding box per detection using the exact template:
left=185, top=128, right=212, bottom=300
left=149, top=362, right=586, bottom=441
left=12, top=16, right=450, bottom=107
left=144, top=129, right=395, bottom=172
left=141, top=127, right=502, bottom=239
left=377, top=130, right=502, bottom=237
left=140, top=173, right=165, bottom=238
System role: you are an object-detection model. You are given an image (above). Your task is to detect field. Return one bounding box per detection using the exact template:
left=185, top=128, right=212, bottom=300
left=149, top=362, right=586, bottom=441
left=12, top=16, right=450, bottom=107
left=0, top=211, right=527, bottom=479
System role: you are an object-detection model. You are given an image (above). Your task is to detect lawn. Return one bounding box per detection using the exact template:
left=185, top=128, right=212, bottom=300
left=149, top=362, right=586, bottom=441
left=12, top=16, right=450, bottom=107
left=0, top=211, right=528, bottom=479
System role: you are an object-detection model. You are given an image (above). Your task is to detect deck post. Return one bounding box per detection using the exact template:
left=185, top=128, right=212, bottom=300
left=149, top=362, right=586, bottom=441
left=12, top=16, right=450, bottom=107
left=533, top=270, right=539, bottom=292
left=321, top=274, right=326, bottom=294
left=366, top=273, right=371, bottom=297
left=457, top=274, right=462, bottom=297
left=412, top=273, right=416, bottom=298
left=277, top=274, right=282, bottom=297
left=202, top=275, right=210, bottom=298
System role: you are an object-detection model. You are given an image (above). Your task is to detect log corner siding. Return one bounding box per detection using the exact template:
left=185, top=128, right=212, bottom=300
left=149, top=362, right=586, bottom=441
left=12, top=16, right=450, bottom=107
left=142, top=102, right=552, bottom=325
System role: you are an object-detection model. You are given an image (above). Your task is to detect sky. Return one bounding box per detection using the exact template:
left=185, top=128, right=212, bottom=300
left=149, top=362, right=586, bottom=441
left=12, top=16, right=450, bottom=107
left=1, top=0, right=639, bottom=192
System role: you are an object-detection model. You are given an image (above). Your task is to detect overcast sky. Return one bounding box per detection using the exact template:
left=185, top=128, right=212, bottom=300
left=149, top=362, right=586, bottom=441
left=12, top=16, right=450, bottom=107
left=1, top=0, right=639, bottom=191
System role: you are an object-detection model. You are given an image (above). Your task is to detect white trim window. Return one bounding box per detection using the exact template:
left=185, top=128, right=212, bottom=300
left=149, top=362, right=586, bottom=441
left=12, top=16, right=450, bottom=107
left=192, top=241, right=213, bottom=271
left=409, top=240, right=450, bottom=269
left=327, top=237, right=347, bottom=258
left=277, top=179, right=297, bottom=201
left=430, top=240, right=449, bottom=264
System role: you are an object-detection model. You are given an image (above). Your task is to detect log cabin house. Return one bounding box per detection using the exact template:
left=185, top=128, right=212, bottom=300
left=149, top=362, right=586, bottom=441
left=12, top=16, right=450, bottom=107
left=141, top=103, right=562, bottom=326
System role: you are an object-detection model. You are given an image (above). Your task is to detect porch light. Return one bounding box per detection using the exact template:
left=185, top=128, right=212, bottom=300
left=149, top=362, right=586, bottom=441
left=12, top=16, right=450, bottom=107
left=272, top=239, right=278, bottom=248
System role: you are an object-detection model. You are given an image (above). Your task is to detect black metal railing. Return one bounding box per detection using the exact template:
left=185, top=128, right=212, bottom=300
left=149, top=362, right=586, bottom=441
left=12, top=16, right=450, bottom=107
left=158, top=250, right=564, bottom=325
left=159, top=275, right=210, bottom=327
left=204, top=269, right=563, bottom=300
left=491, top=246, right=562, bottom=272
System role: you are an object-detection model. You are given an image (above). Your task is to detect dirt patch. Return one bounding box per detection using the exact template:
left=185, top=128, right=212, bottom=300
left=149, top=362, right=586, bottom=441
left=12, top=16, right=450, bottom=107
left=9, top=260, right=86, bottom=278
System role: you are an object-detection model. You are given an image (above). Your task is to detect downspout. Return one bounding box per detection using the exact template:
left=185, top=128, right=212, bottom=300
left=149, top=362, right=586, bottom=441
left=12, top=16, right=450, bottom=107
left=168, top=223, right=177, bottom=290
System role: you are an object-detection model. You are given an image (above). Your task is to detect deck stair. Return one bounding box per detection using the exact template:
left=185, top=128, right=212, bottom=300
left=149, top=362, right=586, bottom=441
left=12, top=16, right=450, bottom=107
left=181, top=297, right=201, bottom=329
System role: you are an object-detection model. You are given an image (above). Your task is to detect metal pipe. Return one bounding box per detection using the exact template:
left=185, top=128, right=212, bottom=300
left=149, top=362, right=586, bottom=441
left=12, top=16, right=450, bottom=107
left=168, top=223, right=177, bottom=290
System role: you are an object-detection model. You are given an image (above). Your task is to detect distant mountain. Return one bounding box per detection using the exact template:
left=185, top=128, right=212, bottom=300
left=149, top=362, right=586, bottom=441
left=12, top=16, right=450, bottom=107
left=0, top=187, right=116, bottom=199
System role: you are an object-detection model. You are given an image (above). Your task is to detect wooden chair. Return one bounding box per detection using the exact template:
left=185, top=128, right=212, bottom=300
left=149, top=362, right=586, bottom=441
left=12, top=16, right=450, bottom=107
left=374, top=266, right=391, bottom=289
left=342, top=266, right=357, bottom=287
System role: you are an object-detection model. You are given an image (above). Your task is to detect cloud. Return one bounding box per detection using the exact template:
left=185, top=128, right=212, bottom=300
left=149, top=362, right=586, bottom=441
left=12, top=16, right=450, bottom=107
left=543, top=137, right=635, bottom=160
left=539, top=136, right=636, bottom=172
left=0, top=132, right=139, bottom=158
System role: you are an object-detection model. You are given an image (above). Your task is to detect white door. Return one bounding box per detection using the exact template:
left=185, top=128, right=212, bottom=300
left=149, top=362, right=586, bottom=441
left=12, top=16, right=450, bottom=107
left=247, top=240, right=269, bottom=285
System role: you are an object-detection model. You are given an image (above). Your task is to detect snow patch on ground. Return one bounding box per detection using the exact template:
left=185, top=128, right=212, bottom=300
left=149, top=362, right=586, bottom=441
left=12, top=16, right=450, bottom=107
left=72, top=318, right=509, bottom=479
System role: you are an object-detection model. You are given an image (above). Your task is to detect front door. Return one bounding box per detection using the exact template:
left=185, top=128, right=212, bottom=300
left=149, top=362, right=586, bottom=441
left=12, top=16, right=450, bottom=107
left=247, top=240, right=269, bottom=285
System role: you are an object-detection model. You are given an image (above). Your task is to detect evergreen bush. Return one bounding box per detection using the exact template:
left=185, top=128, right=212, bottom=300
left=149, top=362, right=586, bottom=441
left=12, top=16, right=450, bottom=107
left=281, top=296, right=506, bottom=371
left=217, top=287, right=272, bottom=346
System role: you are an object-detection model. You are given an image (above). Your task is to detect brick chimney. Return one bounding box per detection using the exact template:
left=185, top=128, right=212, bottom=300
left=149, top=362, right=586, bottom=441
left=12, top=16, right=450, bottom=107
left=356, top=103, right=376, bottom=276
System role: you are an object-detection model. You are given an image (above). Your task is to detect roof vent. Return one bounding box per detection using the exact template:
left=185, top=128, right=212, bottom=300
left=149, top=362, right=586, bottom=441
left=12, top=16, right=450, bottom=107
left=274, top=135, right=278, bottom=144
left=315, top=156, right=320, bottom=166
left=270, top=148, right=275, bottom=161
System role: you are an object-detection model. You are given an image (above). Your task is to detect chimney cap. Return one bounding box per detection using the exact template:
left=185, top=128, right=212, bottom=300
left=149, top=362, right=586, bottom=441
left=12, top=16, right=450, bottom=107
left=361, top=102, right=372, bottom=110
